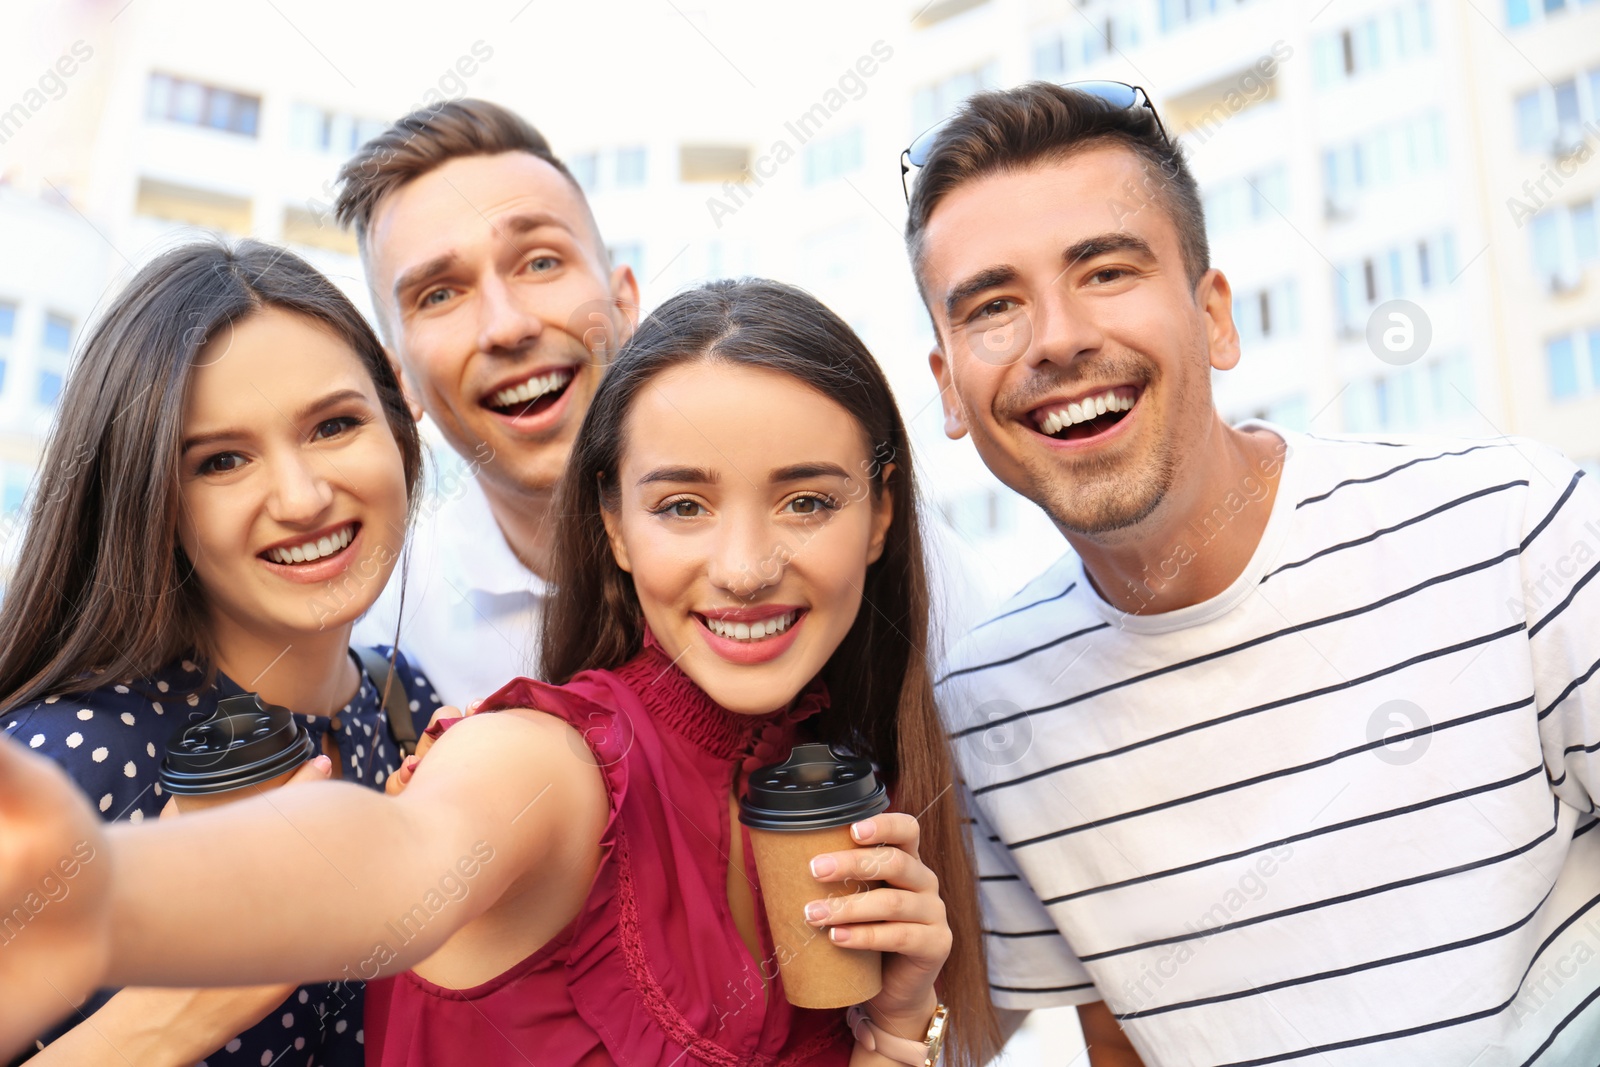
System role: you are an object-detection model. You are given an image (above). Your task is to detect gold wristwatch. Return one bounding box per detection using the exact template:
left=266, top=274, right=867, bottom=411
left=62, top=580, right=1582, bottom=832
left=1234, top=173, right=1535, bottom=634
left=920, top=1003, right=949, bottom=1066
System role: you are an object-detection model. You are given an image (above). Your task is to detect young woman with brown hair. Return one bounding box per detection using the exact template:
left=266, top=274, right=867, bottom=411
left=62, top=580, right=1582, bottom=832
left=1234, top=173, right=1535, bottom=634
left=59, top=278, right=1001, bottom=1066
left=0, top=238, right=445, bottom=1066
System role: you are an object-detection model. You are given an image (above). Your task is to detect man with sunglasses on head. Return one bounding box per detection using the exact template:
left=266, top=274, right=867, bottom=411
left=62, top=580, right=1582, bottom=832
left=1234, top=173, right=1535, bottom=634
left=913, top=82, right=1600, bottom=1065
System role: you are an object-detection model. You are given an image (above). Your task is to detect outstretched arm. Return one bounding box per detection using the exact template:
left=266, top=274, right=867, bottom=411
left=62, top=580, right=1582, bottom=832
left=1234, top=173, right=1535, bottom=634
left=105, top=708, right=602, bottom=989
left=0, top=740, right=112, bottom=1061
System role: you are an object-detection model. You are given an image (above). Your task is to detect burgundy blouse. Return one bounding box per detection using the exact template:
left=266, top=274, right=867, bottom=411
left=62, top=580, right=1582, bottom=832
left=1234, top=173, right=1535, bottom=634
left=364, top=642, right=854, bottom=1066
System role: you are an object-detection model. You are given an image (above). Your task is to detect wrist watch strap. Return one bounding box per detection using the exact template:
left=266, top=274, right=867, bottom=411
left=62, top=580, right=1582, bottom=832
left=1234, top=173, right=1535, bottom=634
left=848, top=1003, right=948, bottom=1066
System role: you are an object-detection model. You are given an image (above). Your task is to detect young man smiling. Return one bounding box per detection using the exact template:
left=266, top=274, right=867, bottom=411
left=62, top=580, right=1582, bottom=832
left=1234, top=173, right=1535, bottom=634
left=341, top=100, right=639, bottom=705
left=912, top=84, right=1600, bottom=1065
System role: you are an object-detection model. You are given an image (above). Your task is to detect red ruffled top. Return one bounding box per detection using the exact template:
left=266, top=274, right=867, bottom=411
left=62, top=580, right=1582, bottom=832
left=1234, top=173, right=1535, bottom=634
left=364, top=638, right=853, bottom=1066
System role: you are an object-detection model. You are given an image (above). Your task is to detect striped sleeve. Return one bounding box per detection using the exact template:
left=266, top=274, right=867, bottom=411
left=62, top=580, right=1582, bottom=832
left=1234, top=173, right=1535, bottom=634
left=1521, top=442, right=1600, bottom=814
left=967, top=793, right=1100, bottom=1009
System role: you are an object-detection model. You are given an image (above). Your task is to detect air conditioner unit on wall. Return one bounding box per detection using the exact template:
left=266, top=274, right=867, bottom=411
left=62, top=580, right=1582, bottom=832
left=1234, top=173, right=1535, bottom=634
left=1547, top=268, right=1583, bottom=295
left=1551, top=123, right=1594, bottom=160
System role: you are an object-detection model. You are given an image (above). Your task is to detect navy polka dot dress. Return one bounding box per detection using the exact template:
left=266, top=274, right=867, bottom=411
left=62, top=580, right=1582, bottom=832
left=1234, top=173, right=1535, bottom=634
left=3, top=648, right=444, bottom=1067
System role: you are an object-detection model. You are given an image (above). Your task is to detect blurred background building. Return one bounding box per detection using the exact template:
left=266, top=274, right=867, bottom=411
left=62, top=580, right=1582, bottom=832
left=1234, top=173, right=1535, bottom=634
left=2, top=0, right=1598, bottom=1055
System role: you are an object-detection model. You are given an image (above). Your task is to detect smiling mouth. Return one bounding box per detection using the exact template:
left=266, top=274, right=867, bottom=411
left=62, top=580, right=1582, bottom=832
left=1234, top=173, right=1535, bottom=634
left=484, top=368, right=576, bottom=418
left=262, top=523, right=358, bottom=566
left=697, top=610, right=803, bottom=642
left=1031, top=386, right=1139, bottom=442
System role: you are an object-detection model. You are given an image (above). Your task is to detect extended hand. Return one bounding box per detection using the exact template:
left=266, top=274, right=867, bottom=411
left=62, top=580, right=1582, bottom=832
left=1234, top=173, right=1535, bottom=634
left=0, top=739, right=112, bottom=1060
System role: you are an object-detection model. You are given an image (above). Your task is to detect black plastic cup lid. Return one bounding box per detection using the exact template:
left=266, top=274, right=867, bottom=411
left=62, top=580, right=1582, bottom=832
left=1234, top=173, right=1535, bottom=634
left=739, top=742, right=889, bottom=832
left=159, top=693, right=315, bottom=796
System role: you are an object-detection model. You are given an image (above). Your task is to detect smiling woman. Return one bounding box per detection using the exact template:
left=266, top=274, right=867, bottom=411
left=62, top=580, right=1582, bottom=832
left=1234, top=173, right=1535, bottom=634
left=0, top=239, right=446, bottom=1067
left=38, top=279, right=1001, bottom=1067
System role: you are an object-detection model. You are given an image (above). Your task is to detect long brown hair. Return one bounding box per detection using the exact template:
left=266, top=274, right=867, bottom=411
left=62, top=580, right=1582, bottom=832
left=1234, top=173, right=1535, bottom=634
left=541, top=278, right=1000, bottom=1064
left=0, top=239, right=422, bottom=710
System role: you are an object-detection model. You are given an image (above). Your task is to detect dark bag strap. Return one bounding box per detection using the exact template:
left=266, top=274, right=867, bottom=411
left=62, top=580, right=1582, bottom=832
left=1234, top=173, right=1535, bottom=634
left=354, top=646, right=418, bottom=757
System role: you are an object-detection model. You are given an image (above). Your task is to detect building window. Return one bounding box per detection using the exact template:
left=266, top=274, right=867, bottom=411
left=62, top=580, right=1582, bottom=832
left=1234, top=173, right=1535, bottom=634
left=614, top=146, right=647, bottom=188
left=1514, top=67, right=1600, bottom=154
left=42, top=313, right=71, bottom=354
left=1508, top=0, right=1597, bottom=25
left=0, top=464, right=30, bottom=515
left=1236, top=277, right=1300, bottom=345
left=1334, top=232, right=1455, bottom=334
left=804, top=127, right=864, bottom=186
left=1343, top=352, right=1473, bottom=431
left=1548, top=334, right=1581, bottom=398
left=146, top=73, right=260, bottom=137
left=607, top=242, right=644, bottom=279
left=1318, top=17, right=1392, bottom=82
left=1031, top=9, right=1141, bottom=79
left=568, top=152, right=599, bottom=191
left=1323, top=111, right=1446, bottom=218
left=37, top=312, right=71, bottom=408
left=912, top=62, right=999, bottom=134
left=289, top=104, right=387, bottom=155
left=1204, top=162, right=1288, bottom=236
left=1528, top=198, right=1600, bottom=289
left=0, top=300, right=14, bottom=395
left=1158, top=0, right=1254, bottom=33
left=1545, top=326, right=1600, bottom=400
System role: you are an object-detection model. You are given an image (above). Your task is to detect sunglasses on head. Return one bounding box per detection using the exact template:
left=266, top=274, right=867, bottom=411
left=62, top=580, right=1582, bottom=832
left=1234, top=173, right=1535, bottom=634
left=899, top=80, right=1168, bottom=203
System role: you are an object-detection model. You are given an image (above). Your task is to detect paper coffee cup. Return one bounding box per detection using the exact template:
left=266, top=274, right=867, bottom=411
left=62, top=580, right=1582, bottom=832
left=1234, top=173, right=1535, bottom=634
left=160, top=693, right=315, bottom=812
left=740, top=743, right=891, bottom=1009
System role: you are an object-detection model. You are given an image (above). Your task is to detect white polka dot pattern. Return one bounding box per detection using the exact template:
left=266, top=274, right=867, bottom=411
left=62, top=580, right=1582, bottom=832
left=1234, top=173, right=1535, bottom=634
left=2, top=646, right=442, bottom=1066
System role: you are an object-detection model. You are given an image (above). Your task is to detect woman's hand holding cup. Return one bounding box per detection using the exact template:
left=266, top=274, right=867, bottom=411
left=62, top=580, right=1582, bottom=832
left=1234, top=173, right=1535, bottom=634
left=805, top=812, right=946, bottom=1049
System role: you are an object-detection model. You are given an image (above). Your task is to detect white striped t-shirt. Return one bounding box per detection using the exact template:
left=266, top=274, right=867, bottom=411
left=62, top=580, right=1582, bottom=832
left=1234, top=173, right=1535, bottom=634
left=938, top=425, right=1600, bottom=1067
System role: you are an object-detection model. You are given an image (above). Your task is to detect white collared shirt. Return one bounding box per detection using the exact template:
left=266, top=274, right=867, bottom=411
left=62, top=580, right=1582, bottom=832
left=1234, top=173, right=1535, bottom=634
left=355, top=463, right=546, bottom=709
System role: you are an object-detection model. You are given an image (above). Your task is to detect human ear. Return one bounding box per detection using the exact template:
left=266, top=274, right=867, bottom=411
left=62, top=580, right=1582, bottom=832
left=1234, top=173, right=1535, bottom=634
left=598, top=476, right=632, bottom=573
left=1196, top=269, right=1242, bottom=372
left=610, top=265, right=641, bottom=350
left=866, top=463, right=896, bottom=565
left=928, top=348, right=968, bottom=441
left=386, top=347, right=425, bottom=422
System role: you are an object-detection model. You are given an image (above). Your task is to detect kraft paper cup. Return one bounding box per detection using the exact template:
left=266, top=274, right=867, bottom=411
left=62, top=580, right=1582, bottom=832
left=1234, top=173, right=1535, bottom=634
left=740, top=743, right=892, bottom=1009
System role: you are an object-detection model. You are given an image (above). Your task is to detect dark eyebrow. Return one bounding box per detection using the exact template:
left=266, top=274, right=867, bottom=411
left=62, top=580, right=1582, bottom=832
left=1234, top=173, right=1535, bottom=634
left=293, top=388, right=370, bottom=423
left=392, top=254, right=457, bottom=303
left=770, top=463, right=851, bottom=482
left=181, top=388, right=371, bottom=455
left=945, top=266, right=1018, bottom=320
left=499, top=212, right=573, bottom=238
left=637, top=466, right=717, bottom=487
left=943, top=233, right=1159, bottom=320
left=1062, top=233, right=1156, bottom=270
left=391, top=214, right=577, bottom=304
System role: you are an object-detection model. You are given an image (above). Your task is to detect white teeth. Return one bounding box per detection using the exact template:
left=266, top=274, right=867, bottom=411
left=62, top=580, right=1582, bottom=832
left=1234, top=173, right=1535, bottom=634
left=267, top=524, right=354, bottom=566
left=704, top=611, right=799, bottom=641
left=1036, top=390, right=1133, bottom=435
left=491, top=369, right=576, bottom=409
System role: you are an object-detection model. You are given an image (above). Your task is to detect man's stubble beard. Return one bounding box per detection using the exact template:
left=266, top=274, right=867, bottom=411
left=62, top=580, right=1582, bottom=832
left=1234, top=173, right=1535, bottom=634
left=998, top=349, right=1180, bottom=538
left=1037, top=429, right=1178, bottom=538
